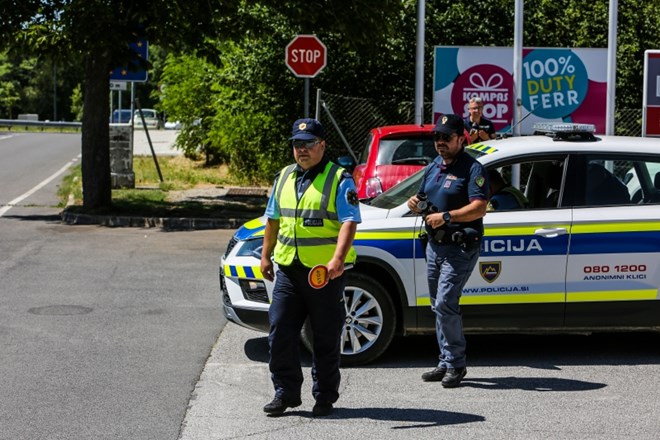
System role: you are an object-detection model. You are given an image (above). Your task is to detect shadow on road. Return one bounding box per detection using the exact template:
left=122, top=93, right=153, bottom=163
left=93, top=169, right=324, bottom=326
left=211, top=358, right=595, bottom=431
left=243, top=331, right=660, bottom=370
left=274, top=406, right=485, bottom=428
left=463, top=376, right=605, bottom=391
left=2, top=214, right=61, bottom=222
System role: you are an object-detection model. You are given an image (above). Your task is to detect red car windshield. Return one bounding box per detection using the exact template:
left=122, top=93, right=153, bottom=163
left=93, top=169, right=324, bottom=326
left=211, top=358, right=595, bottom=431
left=376, top=136, right=437, bottom=166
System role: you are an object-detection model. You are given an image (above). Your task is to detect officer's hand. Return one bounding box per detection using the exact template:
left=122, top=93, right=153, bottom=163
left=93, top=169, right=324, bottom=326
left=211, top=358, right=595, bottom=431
left=425, top=212, right=445, bottom=229
left=261, top=258, right=275, bottom=282
left=327, top=257, right=344, bottom=280
left=407, top=195, right=420, bottom=213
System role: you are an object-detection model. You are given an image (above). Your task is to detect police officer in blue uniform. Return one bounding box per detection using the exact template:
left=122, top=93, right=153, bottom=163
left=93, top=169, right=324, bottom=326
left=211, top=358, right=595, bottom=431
left=407, top=114, right=488, bottom=388
left=260, top=118, right=361, bottom=417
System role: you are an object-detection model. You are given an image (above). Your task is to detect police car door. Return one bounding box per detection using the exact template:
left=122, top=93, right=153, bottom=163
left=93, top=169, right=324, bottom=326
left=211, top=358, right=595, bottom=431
left=565, top=154, right=660, bottom=328
left=460, top=158, right=571, bottom=329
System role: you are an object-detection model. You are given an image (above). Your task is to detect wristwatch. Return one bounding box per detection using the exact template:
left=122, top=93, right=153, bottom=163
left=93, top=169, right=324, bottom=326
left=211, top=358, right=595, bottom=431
left=442, top=211, right=452, bottom=224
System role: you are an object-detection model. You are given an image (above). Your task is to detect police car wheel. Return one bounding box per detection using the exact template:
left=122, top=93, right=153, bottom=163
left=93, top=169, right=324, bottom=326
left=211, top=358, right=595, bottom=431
left=301, top=272, right=396, bottom=366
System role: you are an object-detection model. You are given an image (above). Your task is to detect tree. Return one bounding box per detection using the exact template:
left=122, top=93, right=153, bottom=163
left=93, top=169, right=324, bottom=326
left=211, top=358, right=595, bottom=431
left=0, top=0, right=242, bottom=209
left=159, top=1, right=407, bottom=183
left=0, top=51, right=20, bottom=117
left=0, top=0, right=401, bottom=208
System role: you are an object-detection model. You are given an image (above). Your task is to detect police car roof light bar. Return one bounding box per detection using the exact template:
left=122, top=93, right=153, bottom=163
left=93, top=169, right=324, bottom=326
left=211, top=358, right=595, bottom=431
left=532, top=122, right=598, bottom=142
left=532, top=122, right=596, bottom=134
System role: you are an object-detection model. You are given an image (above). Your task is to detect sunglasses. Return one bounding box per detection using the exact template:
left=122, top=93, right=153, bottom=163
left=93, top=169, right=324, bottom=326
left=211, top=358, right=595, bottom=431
left=292, top=139, right=320, bottom=149
left=433, top=132, right=456, bottom=143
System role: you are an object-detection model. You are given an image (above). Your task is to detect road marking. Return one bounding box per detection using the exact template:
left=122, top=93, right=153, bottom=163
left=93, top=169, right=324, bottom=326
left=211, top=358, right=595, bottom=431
left=0, top=154, right=81, bottom=217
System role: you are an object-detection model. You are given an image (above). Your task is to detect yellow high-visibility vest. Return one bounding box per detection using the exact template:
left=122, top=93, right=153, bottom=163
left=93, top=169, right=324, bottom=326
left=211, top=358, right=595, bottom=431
left=273, top=162, right=356, bottom=268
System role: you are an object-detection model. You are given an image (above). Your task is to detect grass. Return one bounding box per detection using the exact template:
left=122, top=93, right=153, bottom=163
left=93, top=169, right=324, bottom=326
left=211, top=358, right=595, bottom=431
left=133, top=155, right=233, bottom=189
left=60, top=156, right=267, bottom=218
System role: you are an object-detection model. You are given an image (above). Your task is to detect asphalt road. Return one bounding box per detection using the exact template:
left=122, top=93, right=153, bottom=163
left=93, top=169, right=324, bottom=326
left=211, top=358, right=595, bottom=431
left=0, top=132, right=81, bottom=210
left=0, top=132, right=231, bottom=440
left=181, top=325, right=660, bottom=440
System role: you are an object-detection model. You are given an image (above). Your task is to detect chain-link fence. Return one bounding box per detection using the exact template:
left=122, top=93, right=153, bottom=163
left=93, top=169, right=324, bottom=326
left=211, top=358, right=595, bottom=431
left=316, top=90, right=643, bottom=161
left=615, top=108, right=643, bottom=137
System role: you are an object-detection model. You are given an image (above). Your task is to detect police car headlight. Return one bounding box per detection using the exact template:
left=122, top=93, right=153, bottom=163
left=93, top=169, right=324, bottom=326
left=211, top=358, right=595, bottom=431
left=236, top=238, right=263, bottom=259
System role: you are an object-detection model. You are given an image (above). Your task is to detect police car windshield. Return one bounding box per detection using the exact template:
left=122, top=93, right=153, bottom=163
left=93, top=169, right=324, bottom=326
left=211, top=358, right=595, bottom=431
left=366, top=147, right=485, bottom=210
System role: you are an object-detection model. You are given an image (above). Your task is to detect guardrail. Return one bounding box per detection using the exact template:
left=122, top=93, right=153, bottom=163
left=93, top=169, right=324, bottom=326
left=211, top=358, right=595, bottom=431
left=0, top=119, right=82, bottom=132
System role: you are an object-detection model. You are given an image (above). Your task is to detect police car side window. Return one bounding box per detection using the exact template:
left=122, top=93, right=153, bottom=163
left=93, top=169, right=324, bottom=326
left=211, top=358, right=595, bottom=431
left=618, top=157, right=660, bottom=205
left=487, top=159, right=566, bottom=210
left=574, top=155, right=660, bottom=207
left=582, top=159, right=630, bottom=206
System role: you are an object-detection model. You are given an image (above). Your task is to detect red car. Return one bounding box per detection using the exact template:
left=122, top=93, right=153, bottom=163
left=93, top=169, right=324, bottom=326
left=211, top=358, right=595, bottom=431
left=352, top=124, right=438, bottom=200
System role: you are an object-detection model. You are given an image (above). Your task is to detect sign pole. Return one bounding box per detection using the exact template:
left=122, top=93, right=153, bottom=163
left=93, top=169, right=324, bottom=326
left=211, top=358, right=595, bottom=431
left=304, top=78, right=310, bottom=118
left=605, top=0, right=618, bottom=135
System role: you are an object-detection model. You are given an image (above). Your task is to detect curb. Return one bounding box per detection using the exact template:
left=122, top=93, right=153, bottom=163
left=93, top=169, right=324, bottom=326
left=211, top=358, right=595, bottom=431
left=60, top=211, right=254, bottom=230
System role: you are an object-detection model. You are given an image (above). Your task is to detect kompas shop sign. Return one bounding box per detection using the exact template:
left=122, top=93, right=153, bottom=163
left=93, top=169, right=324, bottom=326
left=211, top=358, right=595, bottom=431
left=433, top=46, right=607, bottom=134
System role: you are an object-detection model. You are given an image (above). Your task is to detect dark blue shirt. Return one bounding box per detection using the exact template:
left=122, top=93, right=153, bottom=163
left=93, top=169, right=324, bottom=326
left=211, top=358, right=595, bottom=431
left=464, top=116, right=496, bottom=138
left=417, top=150, right=488, bottom=235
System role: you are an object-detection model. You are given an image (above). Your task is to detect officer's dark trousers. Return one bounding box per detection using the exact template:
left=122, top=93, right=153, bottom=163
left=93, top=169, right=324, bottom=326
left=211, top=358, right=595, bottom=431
left=268, top=265, right=346, bottom=404
left=426, top=241, right=480, bottom=369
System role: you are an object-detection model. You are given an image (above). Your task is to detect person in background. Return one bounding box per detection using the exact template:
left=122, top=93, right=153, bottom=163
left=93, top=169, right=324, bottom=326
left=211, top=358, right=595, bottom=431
left=487, top=168, right=529, bottom=210
left=407, top=114, right=488, bottom=388
left=464, top=97, right=496, bottom=143
left=260, top=118, right=361, bottom=417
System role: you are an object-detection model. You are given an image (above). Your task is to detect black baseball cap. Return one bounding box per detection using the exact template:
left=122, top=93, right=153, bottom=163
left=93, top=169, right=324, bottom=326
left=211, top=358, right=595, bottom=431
left=432, top=114, right=465, bottom=136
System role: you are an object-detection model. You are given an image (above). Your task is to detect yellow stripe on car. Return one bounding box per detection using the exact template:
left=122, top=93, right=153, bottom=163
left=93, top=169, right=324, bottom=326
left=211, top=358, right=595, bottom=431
left=567, top=289, right=659, bottom=302
left=354, top=231, right=414, bottom=240
left=571, top=221, right=660, bottom=234
left=484, top=225, right=571, bottom=237
left=223, top=265, right=265, bottom=279
left=417, top=292, right=565, bottom=306
left=467, top=143, right=499, bottom=154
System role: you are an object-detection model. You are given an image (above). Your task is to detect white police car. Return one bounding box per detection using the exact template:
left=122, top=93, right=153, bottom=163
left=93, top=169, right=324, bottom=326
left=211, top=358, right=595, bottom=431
left=220, top=123, right=660, bottom=365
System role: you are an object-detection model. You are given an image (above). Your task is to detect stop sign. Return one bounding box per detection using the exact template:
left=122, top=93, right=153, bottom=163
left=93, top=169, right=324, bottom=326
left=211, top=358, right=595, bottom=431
left=285, top=35, right=327, bottom=78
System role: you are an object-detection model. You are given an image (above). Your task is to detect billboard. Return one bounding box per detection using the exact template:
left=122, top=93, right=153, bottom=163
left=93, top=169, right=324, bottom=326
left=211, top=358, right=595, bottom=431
left=433, top=47, right=607, bottom=134
left=643, top=50, right=660, bottom=137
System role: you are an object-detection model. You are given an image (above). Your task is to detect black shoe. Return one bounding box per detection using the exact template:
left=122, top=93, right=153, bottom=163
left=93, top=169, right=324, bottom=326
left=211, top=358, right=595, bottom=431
left=441, top=367, right=467, bottom=388
left=312, top=401, right=334, bottom=417
left=263, top=397, right=302, bottom=416
left=421, top=366, right=447, bottom=382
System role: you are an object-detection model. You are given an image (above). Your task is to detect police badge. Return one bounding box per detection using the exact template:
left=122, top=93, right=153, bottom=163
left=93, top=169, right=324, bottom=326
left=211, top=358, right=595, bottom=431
left=480, top=261, right=501, bottom=283
left=347, top=189, right=359, bottom=206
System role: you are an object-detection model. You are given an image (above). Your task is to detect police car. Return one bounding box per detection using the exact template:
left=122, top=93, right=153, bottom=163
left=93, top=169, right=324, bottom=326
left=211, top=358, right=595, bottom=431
left=220, top=123, right=660, bottom=366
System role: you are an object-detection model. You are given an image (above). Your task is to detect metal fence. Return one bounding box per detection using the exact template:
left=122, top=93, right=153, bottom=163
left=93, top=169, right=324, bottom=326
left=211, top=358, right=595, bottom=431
left=0, top=119, right=82, bottom=132
left=316, top=90, right=644, bottom=160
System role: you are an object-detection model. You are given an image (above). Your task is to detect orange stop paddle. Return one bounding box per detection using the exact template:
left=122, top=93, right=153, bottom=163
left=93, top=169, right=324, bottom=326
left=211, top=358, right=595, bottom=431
left=308, top=264, right=329, bottom=289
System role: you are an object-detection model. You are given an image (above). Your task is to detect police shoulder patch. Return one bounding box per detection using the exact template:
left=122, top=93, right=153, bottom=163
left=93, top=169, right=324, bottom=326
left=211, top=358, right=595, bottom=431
left=347, top=189, right=359, bottom=206
left=475, top=175, right=485, bottom=187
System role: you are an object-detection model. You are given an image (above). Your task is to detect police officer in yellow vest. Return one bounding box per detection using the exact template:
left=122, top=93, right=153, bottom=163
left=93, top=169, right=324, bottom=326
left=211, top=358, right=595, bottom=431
left=260, top=118, right=361, bottom=417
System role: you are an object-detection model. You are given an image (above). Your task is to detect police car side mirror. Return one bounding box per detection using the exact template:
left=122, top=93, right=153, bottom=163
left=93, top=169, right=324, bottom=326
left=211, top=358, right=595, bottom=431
left=337, top=155, right=356, bottom=173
